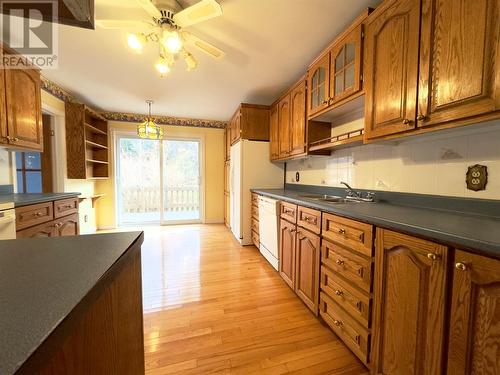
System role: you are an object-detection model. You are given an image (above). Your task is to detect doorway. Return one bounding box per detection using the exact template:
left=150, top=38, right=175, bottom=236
left=116, top=134, right=203, bottom=226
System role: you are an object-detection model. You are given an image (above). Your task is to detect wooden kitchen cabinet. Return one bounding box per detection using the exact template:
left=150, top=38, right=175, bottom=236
left=279, top=218, right=296, bottom=289
left=371, top=228, right=449, bottom=375
left=290, top=80, right=307, bottom=156
left=229, top=103, right=270, bottom=145
left=364, top=0, right=421, bottom=139
left=417, top=0, right=500, bottom=129
left=278, top=94, right=291, bottom=158
left=0, top=45, right=43, bottom=151
left=224, top=127, right=231, bottom=161
left=269, top=102, right=280, bottom=160
left=307, top=54, right=330, bottom=118
left=16, top=220, right=58, bottom=238
left=54, top=213, right=80, bottom=237
left=447, top=250, right=500, bottom=375
left=295, top=226, right=321, bottom=314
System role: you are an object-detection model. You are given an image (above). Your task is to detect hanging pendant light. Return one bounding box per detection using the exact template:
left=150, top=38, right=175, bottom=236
left=137, top=100, right=164, bottom=140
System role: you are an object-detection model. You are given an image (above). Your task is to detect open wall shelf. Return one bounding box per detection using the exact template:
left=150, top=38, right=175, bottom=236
left=66, top=103, right=109, bottom=179
left=309, top=129, right=364, bottom=152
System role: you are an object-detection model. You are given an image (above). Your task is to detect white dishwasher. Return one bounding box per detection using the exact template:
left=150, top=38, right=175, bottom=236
left=258, top=196, right=280, bottom=271
left=0, top=202, right=16, bottom=240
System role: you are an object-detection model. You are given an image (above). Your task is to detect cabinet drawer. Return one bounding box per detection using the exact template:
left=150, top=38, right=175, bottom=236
left=16, top=219, right=57, bottom=238
left=321, top=240, right=373, bottom=293
left=251, top=230, right=260, bottom=248
left=297, top=206, right=321, bottom=234
left=280, top=201, right=297, bottom=223
left=16, top=202, right=54, bottom=230
left=251, top=193, right=259, bottom=207
left=320, top=292, right=370, bottom=365
left=321, top=265, right=371, bottom=327
left=251, top=204, right=259, bottom=220
left=54, top=197, right=78, bottom=219
left=322, top=213, right=373, bottom=257
left=251, top=217, right=259, bottom=234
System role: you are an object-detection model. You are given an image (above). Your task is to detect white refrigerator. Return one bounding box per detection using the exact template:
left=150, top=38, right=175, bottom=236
left=230, top=140, right=283, bottom=245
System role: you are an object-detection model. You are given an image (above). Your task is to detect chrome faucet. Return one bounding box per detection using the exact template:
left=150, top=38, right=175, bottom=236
left=340, top=182, right=375, bottom=202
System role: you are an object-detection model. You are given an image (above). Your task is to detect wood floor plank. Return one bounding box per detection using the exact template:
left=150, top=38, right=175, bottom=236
left=133, top=225, right=367, bottom=374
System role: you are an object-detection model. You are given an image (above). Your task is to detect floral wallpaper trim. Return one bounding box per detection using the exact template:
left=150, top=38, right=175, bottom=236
left=41, top=76, right=75, bottom=102
left=102, top=111, right=227, bottom=129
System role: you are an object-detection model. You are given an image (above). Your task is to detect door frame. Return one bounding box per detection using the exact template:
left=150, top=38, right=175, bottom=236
left=113, top=131, right=205, bottom=227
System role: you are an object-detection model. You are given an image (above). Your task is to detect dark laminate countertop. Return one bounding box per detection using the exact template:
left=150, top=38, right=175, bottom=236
left=0, top=232, right=144, bottom=375
left=0, top=192, right=81, bottom=207
left=252, top=188, right=500, bottom=260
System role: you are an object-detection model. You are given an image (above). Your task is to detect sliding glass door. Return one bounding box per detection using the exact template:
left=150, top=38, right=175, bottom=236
left=116, top=135, right=202, bottom=226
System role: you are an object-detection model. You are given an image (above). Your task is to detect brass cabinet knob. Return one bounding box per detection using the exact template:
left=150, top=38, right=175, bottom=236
left=328, top=98, right=334, bottom=105
left=455, top=262, right=467, bottom=271
left=336, top=259, right=345, bottom=266
left=427, top=253, right=439, bottom=261
left=323, top=99, right=328, bottom=105
left=402, top=119, right=412, bottom=125
left=13, top=137, right=19, bottom=142
left=334, top=289, right=343, bottom=296
left=34, top=212, right=42, bottom=217
left=338, top=228, right=346, bottom=235
left=417, top=114, right=426, bottom=121
left=333, top=319, right=343, bottom=327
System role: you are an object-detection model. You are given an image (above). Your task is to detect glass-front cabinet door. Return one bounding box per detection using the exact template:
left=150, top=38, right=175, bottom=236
left=330, top=25, right=363, bottom=104
left=307, top=54, right=330, bottom=117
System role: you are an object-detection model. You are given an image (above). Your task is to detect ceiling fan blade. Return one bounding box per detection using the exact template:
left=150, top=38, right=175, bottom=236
left=96, top=19, right=153, bottom=30
left=136, top=0, right=162, bottom=19
left=183, top=32, right=225, bottom=59
left=173, top=0, right=222, bottom=28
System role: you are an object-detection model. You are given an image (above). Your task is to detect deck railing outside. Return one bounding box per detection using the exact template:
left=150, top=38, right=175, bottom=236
left=122, top=186, right=200, bottom=214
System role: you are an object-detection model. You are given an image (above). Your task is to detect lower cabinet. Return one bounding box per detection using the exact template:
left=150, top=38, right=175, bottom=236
left=295, top=227, right=320, bottom=313
left=447, top=250, right=500, bottom=375
left=372, top=228, right=449, bottom=374
left=279, top=206, right=321, bottom=315
left=16, top=198, right=80, bottom=238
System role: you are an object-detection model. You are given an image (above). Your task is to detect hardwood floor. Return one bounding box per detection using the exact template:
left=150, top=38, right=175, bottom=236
left=139, top=224, right=367, bottom=374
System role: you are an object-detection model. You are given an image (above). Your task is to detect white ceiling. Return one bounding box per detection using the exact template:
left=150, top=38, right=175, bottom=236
left=41, top=0, right=380, bottom=120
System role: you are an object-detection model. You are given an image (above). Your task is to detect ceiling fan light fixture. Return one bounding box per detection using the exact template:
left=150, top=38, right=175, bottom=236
left=127, top=33, right=145, bottom=52
left=184, top=52, right=198, bottom=71
left=155, top=57, right=171, bottom=76
left=162, top=30, right=183, bottom=54
left=138, top=100, right=164, bottom=140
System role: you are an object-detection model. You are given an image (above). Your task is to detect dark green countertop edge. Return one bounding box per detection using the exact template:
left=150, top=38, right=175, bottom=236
left=252, top=188, right=500, bottom=260
left=0, top=192, right=81, bottom=207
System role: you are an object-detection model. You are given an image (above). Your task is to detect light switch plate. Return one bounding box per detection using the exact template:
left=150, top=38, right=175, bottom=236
left=466, top=164, right=487, bottom=191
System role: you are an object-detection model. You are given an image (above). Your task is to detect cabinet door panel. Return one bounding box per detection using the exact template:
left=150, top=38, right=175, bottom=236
left=0, top=68, right=7, bottom=146
left=5, top=68, right=43, bottom=150
left=279, top=219, right=296, bottom=289
left=372, top=229, right=448, bottom=375
left=269, top=104, right=280, bottom=160
left=17, top=220, right=57, bottom=238
left=447, top=250, right=500, bottom=375
left=278, top=94, right=291, bottom=158
left=418, top=0, right=500, bottom=127
left=55, top=213, right=80, bottom=236
left=307, top=54, right=330, bottom=118
left=295, top=228, right=320, bottom=314
left=364, top=0, right=421, bottom=139
left=290, top=80, right=306, bottom=156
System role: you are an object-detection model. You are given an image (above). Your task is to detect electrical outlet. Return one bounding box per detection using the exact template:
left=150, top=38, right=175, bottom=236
left=295, top=172, right=300, bottom=182
left=466, top=164, right=487, bottom=191
left=84, top=214, right=88, bottom=223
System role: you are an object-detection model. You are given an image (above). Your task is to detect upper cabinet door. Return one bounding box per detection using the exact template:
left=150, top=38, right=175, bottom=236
left=364, top=0, right=421, bottom=140
left=5, top=68, right=43, bottom=151
left=278, top=94, right=291, bottom=158
left=418, top=0, right=500, bottom=128
left=447, top=250, right=500, bottom=375
left=290, top=80, right=307, bottom=156
left=372, top=228, right=448, bottom=375
left=330, top=24, right=363, bottom=105
left=0, top=68, right=7, bottom=146
left=269, top=103, right=280, bottom=160
left=307, top=54, right=330, bottom=118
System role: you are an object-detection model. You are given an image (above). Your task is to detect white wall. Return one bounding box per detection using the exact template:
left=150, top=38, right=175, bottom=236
left=0, top=148, right=14, bottom=185
left=286, top=120, right=500, bottom=200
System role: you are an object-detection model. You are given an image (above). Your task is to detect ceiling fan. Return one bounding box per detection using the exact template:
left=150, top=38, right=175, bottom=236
left=96, top=0, right=225, bottom=76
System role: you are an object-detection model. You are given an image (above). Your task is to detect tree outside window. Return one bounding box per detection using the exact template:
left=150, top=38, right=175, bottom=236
left=16, top=152, right=42, bottom=193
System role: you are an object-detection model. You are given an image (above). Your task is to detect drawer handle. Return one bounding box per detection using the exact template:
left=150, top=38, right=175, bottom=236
left=427, top=253, right=440, bottom=261
left=284, top=208, right=294, bottom=214
left=34, top=212, right=43, bottom=217
left=304, top=215, right=316, bottom=224
left=338, top=228, right=346, bottom=235
left=333, top=319, right=343, bottom=327
left=54, top=222, right=62, bottom=228
left=336, top=259, right=345, bottom=266
left=334, top=289, right=343, bottom=296
left=455, top=262, right=467, bottom=271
